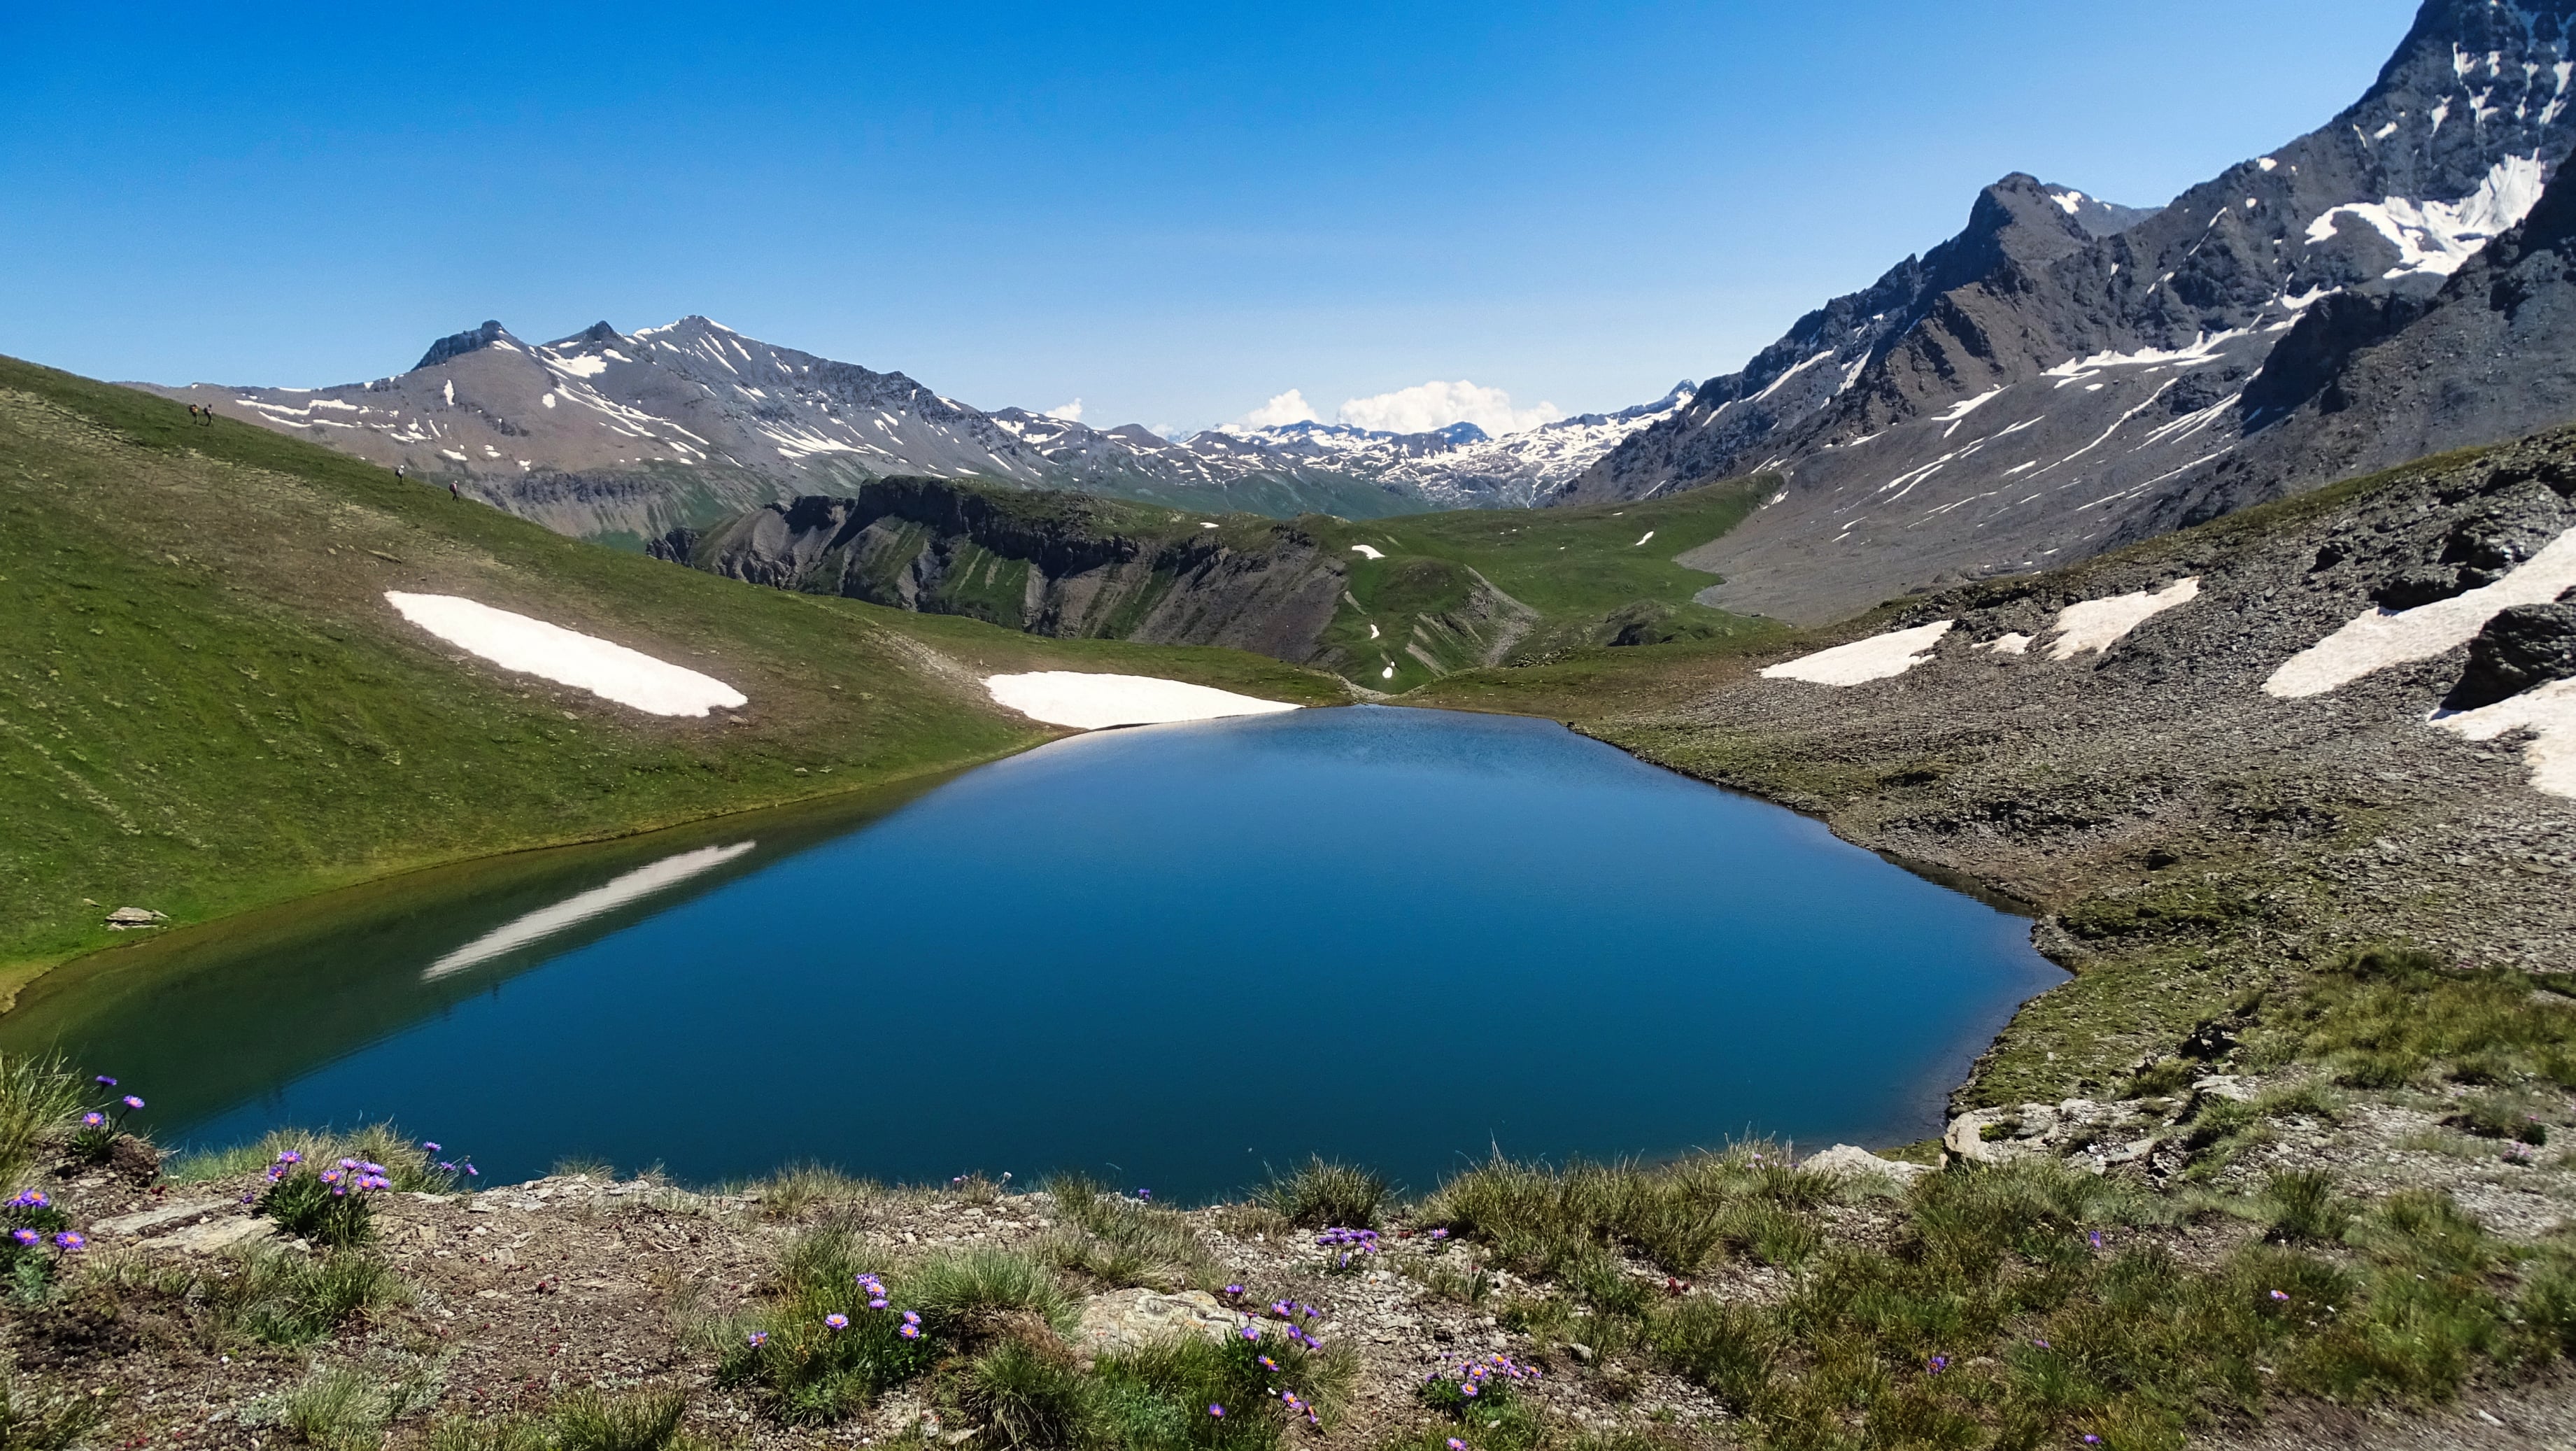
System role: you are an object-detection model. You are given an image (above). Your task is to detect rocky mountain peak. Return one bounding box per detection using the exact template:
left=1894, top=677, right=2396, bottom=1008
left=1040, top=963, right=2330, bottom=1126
left=414, top=320, right=517, bottom=371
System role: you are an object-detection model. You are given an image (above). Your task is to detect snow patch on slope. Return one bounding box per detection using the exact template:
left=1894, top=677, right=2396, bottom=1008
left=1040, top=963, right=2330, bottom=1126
left=2303, top=154, right=2550, bottom=281
left=2436, top=678, right=2576, bottom=798
left=2265, top=528, right=2576, bottom=698
left=385, top=593, right=748, bottom=716
left=1761, top=621, right=1956, bottom=686
left=984, top=672, right=1300, bottom=730
left=2046, top=579, right=2202, bottom=660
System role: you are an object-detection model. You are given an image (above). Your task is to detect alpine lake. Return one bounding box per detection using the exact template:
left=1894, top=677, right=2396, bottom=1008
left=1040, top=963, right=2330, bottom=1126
left=5, top=706, right=2065, bottom=1200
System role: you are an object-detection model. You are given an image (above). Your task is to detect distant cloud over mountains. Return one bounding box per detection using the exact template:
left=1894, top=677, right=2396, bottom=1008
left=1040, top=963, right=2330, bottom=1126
left=1224, top=380, right=1561, bottom=437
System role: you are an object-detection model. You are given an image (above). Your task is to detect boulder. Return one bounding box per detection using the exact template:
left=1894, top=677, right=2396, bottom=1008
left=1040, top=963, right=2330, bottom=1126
left=1072, top=1288, right=1257, bottom=1359
left=103, top=907, right=167, bottom=929
left=2447, top=594, right=2576, bottom=710
left=1801, top=1145, right=1932, bottom=1185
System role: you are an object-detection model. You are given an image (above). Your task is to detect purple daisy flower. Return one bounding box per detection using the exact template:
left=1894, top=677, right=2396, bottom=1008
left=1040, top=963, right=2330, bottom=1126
left=898, top=1324, right=921, bottom=1340
left=10, top=1230, right=38, bottom=1247
left=81, top=1113, right=103, bottom=1128
left=1205, top=1405, right=1222, bottom=1418
left=121, top=1096, right=143, bottom=1110
left=94, top=1077, right=116, bottom=1087
left=423, top=1142, right=441, bottom=1152
left=746, top=1331, right=767, bottom=1347
left=2270, top=1289, right=2289, bottom=1302
left=824, top=1314, right=849, bottom=1330
left=53, top=1233, right=84, bottom=1251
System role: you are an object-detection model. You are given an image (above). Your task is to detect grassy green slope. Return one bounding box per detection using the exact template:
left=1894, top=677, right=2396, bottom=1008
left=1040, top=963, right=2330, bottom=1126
left=0, top=356, right=1344, bottom=984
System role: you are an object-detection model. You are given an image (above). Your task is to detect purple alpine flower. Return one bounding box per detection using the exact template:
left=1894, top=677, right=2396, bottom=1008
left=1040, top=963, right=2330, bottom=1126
left=81, top=1113, right=103, bottom=1128
left=824, top=1314, right=849, bottom=1331
left=122, top=1096, right=143, bottom=1111
left=94, top=1077, right=116, bottom=1087
left=52, top=1233, right=85, bottom=1252
left=898, top=1324, right=922, bottom=1340
left=10, top=1230, right=37, bottom=1247
left=746, top=1331, right=767, bottom=1347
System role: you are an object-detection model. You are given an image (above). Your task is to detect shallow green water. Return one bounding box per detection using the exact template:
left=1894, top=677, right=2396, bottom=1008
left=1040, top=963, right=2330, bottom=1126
left=8, top=707, right=2062, bottom=1199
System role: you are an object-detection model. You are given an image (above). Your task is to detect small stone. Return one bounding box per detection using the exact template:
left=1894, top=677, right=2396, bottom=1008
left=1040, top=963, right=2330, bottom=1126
left=104, top=907, right=167, bottom=928
left=1565, top=1342, right=1596, bottom=1364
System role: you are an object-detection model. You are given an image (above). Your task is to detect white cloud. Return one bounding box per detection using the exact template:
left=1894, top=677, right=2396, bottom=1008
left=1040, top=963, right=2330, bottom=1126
left=1043, top=399, right=1084, bottom=422
left=1229, top=388, right=1323, bottom=430
left=1335, top=380, right=1560, bottom=437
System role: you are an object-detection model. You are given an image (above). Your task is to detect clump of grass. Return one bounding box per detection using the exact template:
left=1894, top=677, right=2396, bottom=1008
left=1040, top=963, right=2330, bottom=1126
left=427, top=1388, right=696, bottom=1451
left=742, top=1163, right=878, bottom=1222
left=0, top=1055, right=86, bottom=1191
left=950, top=1340, right=1090, bottom=1450
left=1419, top=1144, right=1830, bottom=1278
left=902, top=1247, right=1073, bottom=1338
left=2447, top=1094, right=2549, bottom=1145
left=213, top=1250, right=409, bottom=1347
left=2261, top=1170, right=2351, bottom=1245
left=1039, top=1175, right=1216, bottom=1291
left=169, top=1125, right=461, bottom=1194
left=714, top=1230, right=938, bottom=1424
left=257, top=1153, right=397, bottom=1248
left=0, top=1357, right=107, bottom=1451
left=1089, top=1331, right=1351, bottom=1450
left=1256, top=1157, right=1387, bottom=1230
left=1651, top=1298, right=1776, bottom=1413
left=280, top=1366, right=390, bottom=1450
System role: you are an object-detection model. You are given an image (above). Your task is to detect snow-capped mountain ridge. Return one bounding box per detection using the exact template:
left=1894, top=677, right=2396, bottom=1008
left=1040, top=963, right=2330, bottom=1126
left=148, top=316, right=1686, bottom=535
left=1567, top=0, right=2576, bottom=625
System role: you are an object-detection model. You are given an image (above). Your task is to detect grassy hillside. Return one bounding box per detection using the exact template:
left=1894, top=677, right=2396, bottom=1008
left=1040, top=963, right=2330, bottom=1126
left=1324, top=479, right=1781, bottom=687
left=0, top=356, right=1345, bottom=986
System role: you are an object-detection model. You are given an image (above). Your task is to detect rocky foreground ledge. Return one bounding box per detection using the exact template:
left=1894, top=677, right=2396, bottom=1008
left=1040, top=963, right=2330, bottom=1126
left=16, top=1047, right=2576, bottom=1451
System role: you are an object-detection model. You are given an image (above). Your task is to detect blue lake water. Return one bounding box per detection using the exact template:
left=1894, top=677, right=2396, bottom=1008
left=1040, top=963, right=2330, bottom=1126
left=3, top=706, right=2063, bottom=1199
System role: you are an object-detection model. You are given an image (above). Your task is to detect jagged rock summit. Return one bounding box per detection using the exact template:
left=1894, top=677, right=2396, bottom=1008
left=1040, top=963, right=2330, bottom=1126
left=1571, top=0, right=2576, bottom=623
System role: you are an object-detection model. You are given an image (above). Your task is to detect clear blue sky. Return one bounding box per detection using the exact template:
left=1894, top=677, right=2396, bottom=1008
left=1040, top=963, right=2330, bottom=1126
left=3, top=1, right=2421, bottom=437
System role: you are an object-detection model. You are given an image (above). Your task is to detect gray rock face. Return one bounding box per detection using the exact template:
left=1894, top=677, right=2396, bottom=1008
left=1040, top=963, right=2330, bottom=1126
left=2146, top=137, right=2576, bottom=536
left=1566, top=1, right=2576, bottom=625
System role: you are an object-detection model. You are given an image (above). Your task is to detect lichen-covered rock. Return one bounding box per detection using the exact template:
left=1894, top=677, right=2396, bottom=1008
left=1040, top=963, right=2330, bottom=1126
left=1070, top=1288, right=1254, bottom=1359
left=1801, top=1145, right=1932, bottom=1185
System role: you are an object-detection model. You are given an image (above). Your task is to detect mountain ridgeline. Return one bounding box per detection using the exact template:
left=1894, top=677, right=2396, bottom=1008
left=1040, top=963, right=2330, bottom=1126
left=122, top=1, right=2576, bottom=635
left=138, top=324, right=1697, bottom=544
left=1566, top=0, right=2576, bottom=622
left=651, top=476, right=1780, bottom=693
